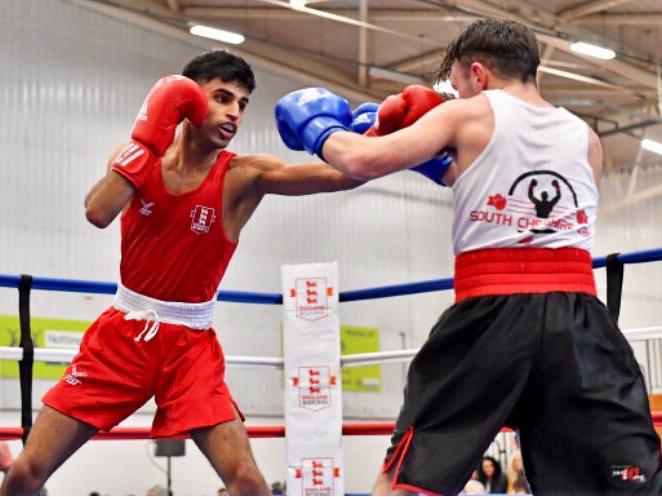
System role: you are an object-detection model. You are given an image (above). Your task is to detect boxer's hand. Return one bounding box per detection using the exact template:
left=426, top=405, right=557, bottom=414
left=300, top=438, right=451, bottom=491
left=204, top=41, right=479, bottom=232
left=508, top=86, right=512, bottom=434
left=350, top=102, right=378, bottom=134
left=131, top=75, right=208, bottom=156
left=275, top=88, right=352, bottom=157
left=112, top=75, right=207, bottom=189
left=364, top=86, right=454, bottom=185
left=410, top=154, right=455, bottom=185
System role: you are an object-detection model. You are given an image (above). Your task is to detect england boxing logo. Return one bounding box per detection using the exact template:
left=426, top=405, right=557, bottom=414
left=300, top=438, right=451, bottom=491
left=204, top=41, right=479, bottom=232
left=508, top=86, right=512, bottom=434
left=293, top=458, right=339, bottom=496
left=293, top=366, right=336, bottom=411
left=470, top=170, right=590, bottom=242
left=290, top=277, right=332, bottom=321
left=190, top=205, right=217, bottom=235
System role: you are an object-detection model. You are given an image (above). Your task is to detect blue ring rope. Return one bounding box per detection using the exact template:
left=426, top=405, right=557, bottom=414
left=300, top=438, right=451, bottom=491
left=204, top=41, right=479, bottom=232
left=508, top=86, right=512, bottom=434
left=1, top=247, right=661, bottom=304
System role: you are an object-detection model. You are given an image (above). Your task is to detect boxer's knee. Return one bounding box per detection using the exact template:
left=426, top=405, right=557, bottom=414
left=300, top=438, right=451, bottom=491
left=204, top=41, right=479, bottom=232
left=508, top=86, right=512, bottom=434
left=1, top=455, right=49, bottom=495
left=227, top=461, right=269, bottom=495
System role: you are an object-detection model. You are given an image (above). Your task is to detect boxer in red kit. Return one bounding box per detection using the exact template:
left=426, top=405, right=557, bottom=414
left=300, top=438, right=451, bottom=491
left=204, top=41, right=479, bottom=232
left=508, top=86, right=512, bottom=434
left=1, top=50, right=362, bottom=496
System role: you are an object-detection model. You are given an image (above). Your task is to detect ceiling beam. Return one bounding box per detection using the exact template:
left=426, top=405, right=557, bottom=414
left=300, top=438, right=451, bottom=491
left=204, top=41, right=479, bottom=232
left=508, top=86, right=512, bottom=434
left=358, top=0, right=368, bottom=86
left=165, top=0, right=179, bottom=13
left=559, top=0, right=635, bottom=21
left=445, top=0, right=659, bottom=90
left=182, top=7, right=473, bottom=21
left=536, top=33, right=658, bottom=90
left=72, top=0, right=379, bottom=102
left=387, top=48, right=441, bottom=73
left=253, top=0, right=441, bottom=46
left=574, top=14, right=662, bottom=26
left=598, top=119, right=662, bottom=137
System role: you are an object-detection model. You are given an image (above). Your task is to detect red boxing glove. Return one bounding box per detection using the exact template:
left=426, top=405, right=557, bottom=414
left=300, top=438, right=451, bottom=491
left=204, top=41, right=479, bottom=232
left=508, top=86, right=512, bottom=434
left=112, top=75, right=208, bottom=189
left=131, top=75, right=208, bottom=156
left=366, top=85, right=445, bottom=136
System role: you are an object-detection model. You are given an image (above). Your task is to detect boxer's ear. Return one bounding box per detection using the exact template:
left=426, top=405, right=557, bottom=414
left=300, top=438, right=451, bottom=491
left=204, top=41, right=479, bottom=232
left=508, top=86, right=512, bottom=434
left=468, top=62, right=490, bottom=92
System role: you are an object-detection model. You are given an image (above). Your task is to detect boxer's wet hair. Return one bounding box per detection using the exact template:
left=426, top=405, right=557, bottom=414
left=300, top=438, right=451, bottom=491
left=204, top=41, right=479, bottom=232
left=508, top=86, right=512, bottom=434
left=437, top=18, right=539, bottom=83
left=183, top=50, right=256, bottom=92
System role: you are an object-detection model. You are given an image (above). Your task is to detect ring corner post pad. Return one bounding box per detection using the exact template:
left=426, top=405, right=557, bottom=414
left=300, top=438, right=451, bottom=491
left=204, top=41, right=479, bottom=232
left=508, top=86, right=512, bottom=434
left=605, top=252, right=624, bottom=323
left=282, top=262, right=344, bottom=496
left=18, top=274, right=34, bottom=445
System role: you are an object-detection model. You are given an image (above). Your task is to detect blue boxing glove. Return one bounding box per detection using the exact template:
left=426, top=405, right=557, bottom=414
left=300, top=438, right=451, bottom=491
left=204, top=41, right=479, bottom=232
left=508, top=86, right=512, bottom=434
left=411, top=152, right=454, bottom=186
left=275, top=88, right=352, bottom=158
left=350, top=102, right=378, bottom=133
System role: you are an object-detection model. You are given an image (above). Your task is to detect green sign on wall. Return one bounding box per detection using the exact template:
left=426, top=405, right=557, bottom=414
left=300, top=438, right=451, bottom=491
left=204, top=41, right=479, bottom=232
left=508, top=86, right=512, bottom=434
left=0, top=315, right=89, bottom=380
left=340, top=325, right=381, bottom=392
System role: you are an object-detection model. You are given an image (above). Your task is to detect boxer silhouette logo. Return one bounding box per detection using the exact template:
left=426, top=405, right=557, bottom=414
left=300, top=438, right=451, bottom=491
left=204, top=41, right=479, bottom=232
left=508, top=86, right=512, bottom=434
left=476, top=170, right=584, bottom=237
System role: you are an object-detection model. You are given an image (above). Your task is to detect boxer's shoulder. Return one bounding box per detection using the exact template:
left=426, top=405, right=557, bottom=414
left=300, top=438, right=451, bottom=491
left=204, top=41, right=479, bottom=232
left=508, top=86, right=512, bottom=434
left=224, top=153, right=285, bottom=197
left=229, top=153, right=284, bottom=171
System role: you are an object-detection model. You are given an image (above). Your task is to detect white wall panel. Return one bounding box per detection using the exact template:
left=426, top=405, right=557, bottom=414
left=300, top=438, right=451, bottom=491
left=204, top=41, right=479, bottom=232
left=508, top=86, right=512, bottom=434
left=0, top=0, right=457, bottom=425
left=2, top=0, right=662, bottom=492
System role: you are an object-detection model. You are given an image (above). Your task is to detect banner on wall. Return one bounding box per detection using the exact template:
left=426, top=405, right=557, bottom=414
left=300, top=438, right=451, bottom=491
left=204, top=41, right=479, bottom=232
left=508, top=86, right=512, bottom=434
left=0, top=315, right=88, bottom=379
left=340, top=325, right=381, bottom=392
left=282, top=263, right=343, bottom=496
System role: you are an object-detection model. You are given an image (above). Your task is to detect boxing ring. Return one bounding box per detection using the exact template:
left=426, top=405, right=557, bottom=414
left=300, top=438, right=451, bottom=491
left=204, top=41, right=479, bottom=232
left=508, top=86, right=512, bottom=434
left=0, top=246, right=661, bottom=489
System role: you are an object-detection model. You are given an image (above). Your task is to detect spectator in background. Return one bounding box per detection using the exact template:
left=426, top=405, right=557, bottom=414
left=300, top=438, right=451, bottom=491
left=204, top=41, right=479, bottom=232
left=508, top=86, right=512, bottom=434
left=0, top=443, right=13, bottom=474
left=506, top=450, right=531, bottom=494
left=146, top=484, right=168, bottom=496
left=270, top=481, right=285, bottom=495
left=477, top=456, right=507, bottom=494
left=462, top=470, right=486, bottom=495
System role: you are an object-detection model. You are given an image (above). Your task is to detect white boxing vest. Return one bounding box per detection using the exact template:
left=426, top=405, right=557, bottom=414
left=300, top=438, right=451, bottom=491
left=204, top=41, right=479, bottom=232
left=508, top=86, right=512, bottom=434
left=451, top=89, right=598, bottom=256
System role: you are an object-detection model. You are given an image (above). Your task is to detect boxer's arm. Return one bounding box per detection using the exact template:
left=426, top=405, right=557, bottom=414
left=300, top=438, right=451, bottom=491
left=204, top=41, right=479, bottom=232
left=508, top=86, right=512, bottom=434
left=84, top=143, right=136, bottom=228
left=321, top=99, right=463, bottom=180
left=240, top=154, right=364, bottom=195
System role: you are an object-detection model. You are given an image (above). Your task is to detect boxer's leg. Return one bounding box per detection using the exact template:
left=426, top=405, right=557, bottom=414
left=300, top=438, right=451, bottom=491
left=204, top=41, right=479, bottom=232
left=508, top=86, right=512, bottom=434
left=0, top=406, right=97, bottom=495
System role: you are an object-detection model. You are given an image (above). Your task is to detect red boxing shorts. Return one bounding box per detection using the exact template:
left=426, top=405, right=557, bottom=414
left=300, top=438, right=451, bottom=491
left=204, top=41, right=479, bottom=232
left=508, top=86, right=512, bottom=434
left=43, top=307, right=242, bottom=437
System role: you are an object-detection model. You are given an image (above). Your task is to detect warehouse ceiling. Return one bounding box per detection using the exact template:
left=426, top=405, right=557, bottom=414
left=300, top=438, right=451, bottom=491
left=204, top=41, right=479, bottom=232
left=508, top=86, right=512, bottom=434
left=81, top=0, right=662, bottom=172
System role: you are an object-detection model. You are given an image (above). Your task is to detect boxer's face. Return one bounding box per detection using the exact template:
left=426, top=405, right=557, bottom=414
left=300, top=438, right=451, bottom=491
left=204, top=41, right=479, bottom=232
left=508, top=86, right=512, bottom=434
left=198, top=78, right=250, bottom=148
left=450, top=61, right=488, bottom=99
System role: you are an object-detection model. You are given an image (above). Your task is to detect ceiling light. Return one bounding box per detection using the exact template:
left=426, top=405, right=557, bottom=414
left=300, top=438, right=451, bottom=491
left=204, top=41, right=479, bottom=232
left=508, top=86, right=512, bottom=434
left=290, top=0, right=307, bottom=8
left=570, top=42, right=615, bottom=60
left=433, top=80, right=459, bottom=98
left=641, top=138, right=662, bottom=156
left=189, top=24, right=245, bottom=45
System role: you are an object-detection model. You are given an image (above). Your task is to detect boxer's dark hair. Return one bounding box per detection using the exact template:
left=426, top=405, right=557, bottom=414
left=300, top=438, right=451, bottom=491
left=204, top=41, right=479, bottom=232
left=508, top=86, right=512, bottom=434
left=436, top=18, right=539, bottom=83
left=183, top=50, right=256, bottom=92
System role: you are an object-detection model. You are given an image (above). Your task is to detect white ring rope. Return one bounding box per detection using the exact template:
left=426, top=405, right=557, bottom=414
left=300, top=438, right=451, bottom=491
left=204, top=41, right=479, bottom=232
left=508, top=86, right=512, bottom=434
left=0, top=326, right=660, bottom=369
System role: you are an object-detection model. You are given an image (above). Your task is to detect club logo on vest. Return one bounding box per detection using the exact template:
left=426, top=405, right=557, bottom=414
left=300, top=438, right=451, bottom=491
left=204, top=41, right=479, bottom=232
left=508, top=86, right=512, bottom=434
left=190, top=205, right=217, bottom=235
left=470, top=170, right=590, bottom=242
left=292, top=366, right=337, bottom=411
left=293, top=458, right=340, bottom=496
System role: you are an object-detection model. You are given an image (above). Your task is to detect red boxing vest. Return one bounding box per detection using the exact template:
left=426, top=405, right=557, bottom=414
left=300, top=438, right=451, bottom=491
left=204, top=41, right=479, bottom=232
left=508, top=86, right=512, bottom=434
left=117, top=151, right=237, bottom=303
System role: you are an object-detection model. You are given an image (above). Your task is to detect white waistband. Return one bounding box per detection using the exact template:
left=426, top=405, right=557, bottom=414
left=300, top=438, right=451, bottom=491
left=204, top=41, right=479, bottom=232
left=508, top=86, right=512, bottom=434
left=113, top=283, right=215, bottom=330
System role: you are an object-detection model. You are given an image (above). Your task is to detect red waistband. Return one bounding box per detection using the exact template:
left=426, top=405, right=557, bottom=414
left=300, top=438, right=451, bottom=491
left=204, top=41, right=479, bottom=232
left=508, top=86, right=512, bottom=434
left=454, top=248, right=596, bottom=303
